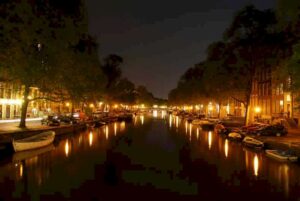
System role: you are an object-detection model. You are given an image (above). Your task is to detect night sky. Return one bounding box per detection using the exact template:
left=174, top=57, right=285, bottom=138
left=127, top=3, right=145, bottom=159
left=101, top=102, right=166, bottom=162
left=87, top=0, right=275, bottom=99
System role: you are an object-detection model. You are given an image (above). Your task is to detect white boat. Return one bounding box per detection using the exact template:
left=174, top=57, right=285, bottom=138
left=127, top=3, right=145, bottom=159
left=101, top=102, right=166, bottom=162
left=13, top=131, right=55, bottom=152
left=242, top=136, right=264, bottom=149
left=228, top=132, right=243, bottom=141
left=265, top=149, right=298, bottom=162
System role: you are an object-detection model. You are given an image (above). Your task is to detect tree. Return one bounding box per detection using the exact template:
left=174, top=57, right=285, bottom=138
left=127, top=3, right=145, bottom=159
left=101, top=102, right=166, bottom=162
left=135, top=85, right=155, bottom=105
left=222, top=5, right=281, bottom=124
left=0, top=0, right=102, bottom=127
left=102, top=54, right=123, bottom=89
left=108, top=78, right=136, bottom=104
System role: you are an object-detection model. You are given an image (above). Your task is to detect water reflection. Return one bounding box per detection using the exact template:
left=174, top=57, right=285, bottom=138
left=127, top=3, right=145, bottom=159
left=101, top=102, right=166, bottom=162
left=224, top=139, right=229, bottom=158
left=208, top=131, right=212, bottom=150
left=140, top=115, right=144, bottom=125
left=185, top=121, right=188, bottom=134
left=114, top=122, right=117, bottom=135
left=153, top=110, right=158, bottom=118
left=19, top=163, right=23, bottom=178
left=105, top=126, right=109, bottom=139
left=89, top=132, right=93, bottom=146
left=120, top=121, right=126, bottom=131
left=176, top=116, right=179, bottom=128
left=161, top=110, right=166, bottom=119
left=189, top=123, right=192, bottom=141
left=254, top=155, right=259, bottom=177
left=169, top=115, right=173, bottom=128
left=0, top=115, right=300, bottom=200
left=65, top=140, right=70, bottom=157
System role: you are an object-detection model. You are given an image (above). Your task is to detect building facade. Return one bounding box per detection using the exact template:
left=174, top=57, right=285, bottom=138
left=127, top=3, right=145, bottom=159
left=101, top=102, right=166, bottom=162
left=249, top=67, right=293, bottom=124
left=0, top=82, right=64, bottom=119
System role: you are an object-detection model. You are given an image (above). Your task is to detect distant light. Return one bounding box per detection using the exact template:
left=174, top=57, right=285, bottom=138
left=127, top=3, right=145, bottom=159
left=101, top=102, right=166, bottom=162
left=89, top=103, right=94, bottom=108
left=153, top=105, right=158, bottom=108
left=255, top=107, right=261, bottom=113
left=287, top=94, right=291, bottom=102
left=66, top=102, right=70, bottom=107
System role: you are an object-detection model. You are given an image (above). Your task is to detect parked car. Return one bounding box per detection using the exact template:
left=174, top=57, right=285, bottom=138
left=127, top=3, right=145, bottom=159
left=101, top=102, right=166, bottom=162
left=41, top=115, right=60, bottom=126
left=241, top=123, right=268, bottom=135
left=256, top=124, right=287, bottom=136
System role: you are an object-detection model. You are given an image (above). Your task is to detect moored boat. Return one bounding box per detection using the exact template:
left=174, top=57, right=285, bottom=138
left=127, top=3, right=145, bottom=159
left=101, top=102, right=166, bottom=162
left=265, top=149, right=298, bottom=162
left=228, top=132, right=244, bottom=141
left=13, top=131, right=55, bottom=152
left=242, top=136, right=264, bottom=149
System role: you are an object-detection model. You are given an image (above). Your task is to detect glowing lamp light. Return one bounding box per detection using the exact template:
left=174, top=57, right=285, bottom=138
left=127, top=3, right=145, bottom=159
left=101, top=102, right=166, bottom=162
left=255, top=107, right=261, bottom=113
left=114, top=104, right=118, bottom=109
left=153, top=105, right=158, bottom=108
left=287, top=94, right=291, bottom=102
left=66, top=102, right=70, bottom=107
left=280, top=100, right=284, bottom=106
left=89, top=103, right=94, bottom=108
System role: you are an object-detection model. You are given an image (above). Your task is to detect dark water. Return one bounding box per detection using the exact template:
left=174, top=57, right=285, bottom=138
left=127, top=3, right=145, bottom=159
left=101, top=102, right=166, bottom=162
left=1, top=113, right=300, bottom=201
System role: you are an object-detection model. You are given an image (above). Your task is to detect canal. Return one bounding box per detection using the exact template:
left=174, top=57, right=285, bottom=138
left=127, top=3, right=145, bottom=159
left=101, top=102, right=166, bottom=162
left=0, top=113, right=300, bottom=201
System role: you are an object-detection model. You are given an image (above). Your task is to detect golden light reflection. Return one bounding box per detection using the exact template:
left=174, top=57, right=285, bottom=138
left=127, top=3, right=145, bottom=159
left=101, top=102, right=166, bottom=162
left=224, top=139, right=229, bottom=158
left=208, top=131, right=212, bottom=150
left=169, top=115, right=173, bottom=128
left=153, top=110, right=158, bottom=118
left=254, top=155, right=259, bottom=177
left=114, top=122, right=117, bottom=135
left=134, top=116, right=137, bottom=125
left=176, top=116, right=179, bottom=128
left=65, top=140, right=70, bottom=157
left=120, top=121, right=126, bottom=131
left=161, top=110, right=166, bottom=118
left=105, top=126, right=109, bottom=139
left=283, top=164, right=289, bottom=197
left=189, top=123, right=192, bottom=141
left=89, top=132, right=93, bottom=146
left=19, top=163, right=23, bottom=178
left=245, top=150, right=249, bottom=169
left=196, top=128, right=199, bottom=139
left=185, top=121, right=188, bottom=134
left=140, top=115, right=144, bottom=125
left=78, top=135, right=83, bottom=144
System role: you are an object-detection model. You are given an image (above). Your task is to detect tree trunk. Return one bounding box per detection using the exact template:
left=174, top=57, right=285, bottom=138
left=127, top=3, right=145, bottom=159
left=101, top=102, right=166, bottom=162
left=218, top=101, right=221, bottom=119
left=244, top=103, right=249, bottom=126
left=19, top=85, right=30, bottom=128
left=71, top=101, right=75, bottom=120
